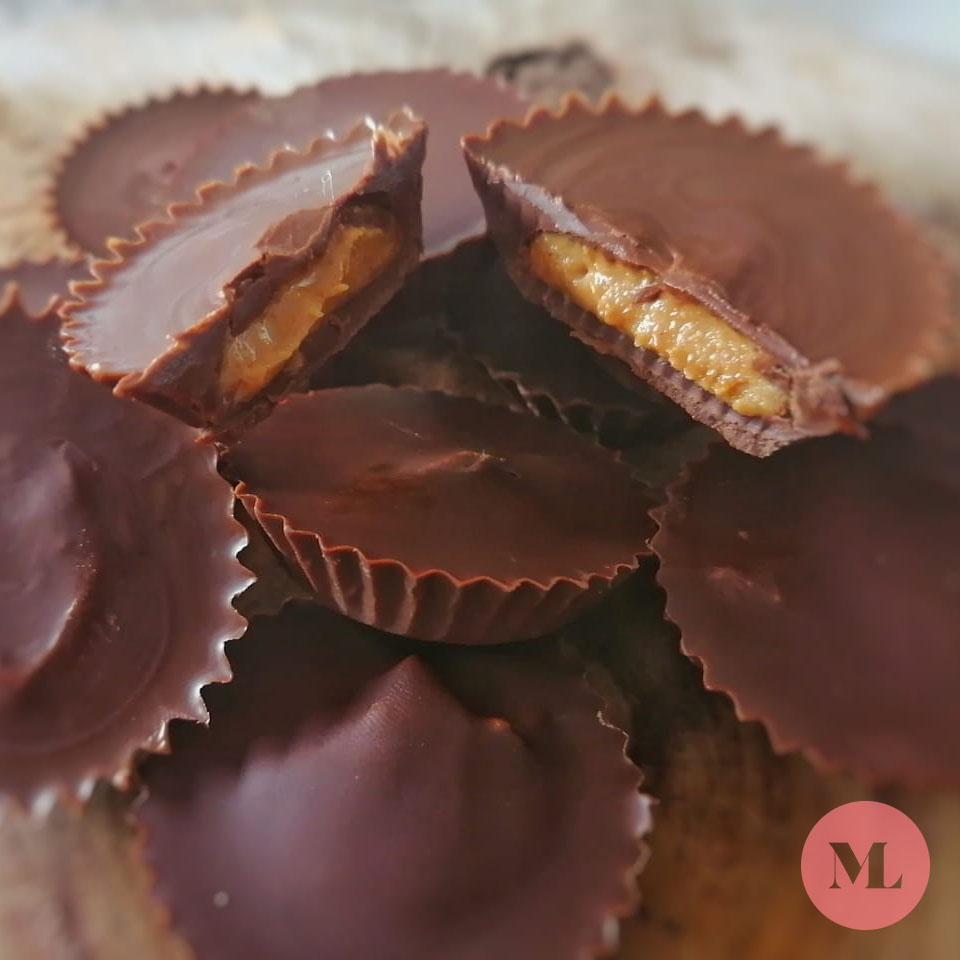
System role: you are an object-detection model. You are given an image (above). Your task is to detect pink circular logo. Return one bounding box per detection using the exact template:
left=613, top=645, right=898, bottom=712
left=801, top=801, right=929, bottom=930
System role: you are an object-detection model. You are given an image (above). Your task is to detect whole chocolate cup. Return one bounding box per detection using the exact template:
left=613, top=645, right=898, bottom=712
left=49, top=86, right=257, bottom=256
left=463, top=97, right=953, bottom=457
left=171, top=69, right=529, bottom=258
left=0, top=256, right=91, bottom=317
left=61, top=115, right=425, bottom=429
left=652, top=376, right=960, bottom=786
left=222, top=385, right=657, bottom=644
left=135, top=602, right=651, bottom=960
left=0, top=291, right=250, bottom=812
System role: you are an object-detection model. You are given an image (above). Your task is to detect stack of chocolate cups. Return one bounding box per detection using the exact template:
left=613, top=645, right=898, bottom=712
left=0, top=61, right=955, bottom=960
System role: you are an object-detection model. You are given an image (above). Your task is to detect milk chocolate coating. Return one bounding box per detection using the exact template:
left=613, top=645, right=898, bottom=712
left=0, top=257, right=91, bottom=317
left=653, top=377, right=960, bottom=785
left=172, top=70, right=528, bottom=257
left=0, top=297, right=248, bottom=808
left=52, top=88, right=256, bottom=256
left=136, top=603, right=650, bottom=960
left=62, top=115, right=425, bottom=429
left=463, top=99, right=952, bottom=456
left=222, top=385, right=656, bottom=643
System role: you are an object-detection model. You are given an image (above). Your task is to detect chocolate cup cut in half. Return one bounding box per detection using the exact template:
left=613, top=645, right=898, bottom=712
left=0, top=256, right=91, bottom=318
left=442, top=239, right=686, bottom=445
left=463, top=97, right=953, bottom=457
left=0, top=289, right=249, bottom=812
left=61, top=114, right=425, bottom=430
left=221, top=385, right=657, bottom=644
left=652, top=376, right=960, bottom=786
left=170, top=69, right=529, bottom=258
left=135, top=602, right=651, bottom=960
left=49, top=86, right=257, bottom=257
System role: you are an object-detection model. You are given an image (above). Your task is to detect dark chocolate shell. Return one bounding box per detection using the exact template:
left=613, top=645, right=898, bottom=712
left=134, top=602, right=652, bottom=959
left=0, top=291, right=250, bottom=813
left=222, top=385, right=657, bottom=644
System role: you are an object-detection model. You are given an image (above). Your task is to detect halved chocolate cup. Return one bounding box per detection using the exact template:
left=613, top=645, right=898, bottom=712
left=652, top=376, right=960, bottom=786
left=61, top=114, right=425, bottom=430
left=48, top=86, right=257, bottom=256
left=0, top=290, right=250, bottom=813
left=463, top=96, right=953, bottom=457
left=221, top=385, right=657, bottom=644
left=134, top=602, right=651, bottom=960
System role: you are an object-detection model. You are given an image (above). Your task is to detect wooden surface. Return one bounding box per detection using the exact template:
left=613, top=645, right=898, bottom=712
left=1, top=3, right=959, bottom=958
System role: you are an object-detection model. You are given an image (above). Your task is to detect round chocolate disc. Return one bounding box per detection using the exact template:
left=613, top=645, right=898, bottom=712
left=464, top=100, right=952, bottom=455
left=61, top=117, right=425, bottom=429
left=51, top=87, right=256, bottom=256
left=653, top=377, right=960, bottom=785
left=136, top=602, right=650, bottom=960
left=222, top=385, right=656, bottom=643
left=0, top=296, right=249, bottom=809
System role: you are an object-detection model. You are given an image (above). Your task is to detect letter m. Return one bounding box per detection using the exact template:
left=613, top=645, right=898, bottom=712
left=829, top=842, right=903, bottom=889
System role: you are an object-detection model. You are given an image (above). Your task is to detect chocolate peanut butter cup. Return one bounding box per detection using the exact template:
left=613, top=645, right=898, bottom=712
left=463, top=97, right=952, bottom=456
left=171, top=70, right=528, bottom=258
left=0, top=291, right=249, bottom=811
left=49, top=87, right=256, bottom=256
left=62, top=115, right=425, bottom=429
left=652, top=376, right=960, bottom=785
left=313, top=304, right=522, bottom=409
left=135, top=603, right=651, bottom=960
left=222, top=385, right=656, bottom=644
left=0, top=255, right=90, bottom=317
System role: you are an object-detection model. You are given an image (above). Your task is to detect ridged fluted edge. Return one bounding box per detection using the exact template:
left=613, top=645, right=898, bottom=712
left=237, top=484, right=643, bottom=645
left=649, top=453, right=960, bottom=790
left=0, top=301, right=255, bottom=820
left=462, top=92, right=956, bottom=455
left=44, top=83, right=258, bottom=255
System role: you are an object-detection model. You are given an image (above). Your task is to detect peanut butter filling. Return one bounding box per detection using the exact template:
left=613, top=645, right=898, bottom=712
left=220, top=216, right=399, bottom=403
left=528, top=233, right=788, bottom=418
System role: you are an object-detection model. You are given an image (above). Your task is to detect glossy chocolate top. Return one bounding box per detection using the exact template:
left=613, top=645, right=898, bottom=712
left=137, top=603, right=648, bottom=960
left=173, top=70, right=528, bottom=256
left=61, top=115, right=425, bottom=424
left=222, top=385, right=655, bottom=584
left=463, top=99, right=950, bottom=408
left=653, top=377, right=960, bottom=785
left=52, top=88, right=256, bottom=255
left=0, top=257, right=91, bottom=317
left=0, top=295, right=248, bottom=807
